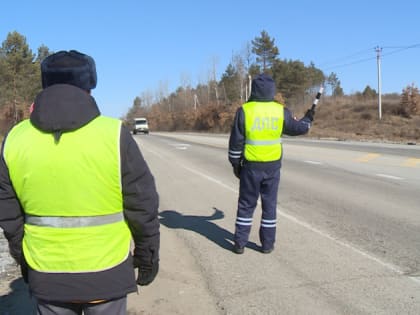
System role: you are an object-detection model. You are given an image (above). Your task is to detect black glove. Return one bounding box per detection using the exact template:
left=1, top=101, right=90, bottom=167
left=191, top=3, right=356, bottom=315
left=137, top=263, right=159, bottom=286
left=133, top=256, right=159, bottom=286
left=304, top=108, right=315, bottom=122
left=233, top=164, right=242, bottom=179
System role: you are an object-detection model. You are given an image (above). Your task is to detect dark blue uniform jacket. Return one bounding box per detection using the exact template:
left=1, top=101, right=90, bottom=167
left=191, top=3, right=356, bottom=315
left=228, top=106, right=311, bottom=169
left=228, top=75, right=311, bottom=169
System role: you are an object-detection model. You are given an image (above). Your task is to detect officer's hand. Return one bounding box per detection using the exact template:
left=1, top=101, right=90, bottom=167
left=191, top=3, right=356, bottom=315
left=137, top=263, right=159, bottom=286
left=304, top=108, right=315, bottom=122
left=233, top=164, right=241, bottom=179
left=133, top=256, right=159, bottom=286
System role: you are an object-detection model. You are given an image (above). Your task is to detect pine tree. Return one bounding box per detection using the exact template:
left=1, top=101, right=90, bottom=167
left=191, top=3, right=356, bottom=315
left=251, top=30, right=279, bottom=72
left=0, top=31, right=41, bottom=126
left=362, top=85, right=377, bottom=99
left=219, top=63, right=241, bottom=104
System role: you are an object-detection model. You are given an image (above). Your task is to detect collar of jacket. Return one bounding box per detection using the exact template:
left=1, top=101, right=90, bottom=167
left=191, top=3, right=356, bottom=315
left=30, top=84, right=101, bottom=140
left=246, top=97, right=274, bottom=102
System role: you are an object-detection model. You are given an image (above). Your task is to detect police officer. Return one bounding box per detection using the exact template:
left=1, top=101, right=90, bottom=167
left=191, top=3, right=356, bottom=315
left=228, top=73, right=314, bottom=254
left=0, top=50, right=160, bottom=314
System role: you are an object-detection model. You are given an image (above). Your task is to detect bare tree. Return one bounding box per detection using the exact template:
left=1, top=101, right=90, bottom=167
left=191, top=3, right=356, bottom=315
left=400, top=83, right=419, bottom=117
left=205, top=56, right=220, bottom=105
left=180, top=72, right=192, bottom=108
left=232, top=53, right=246, bottom=102
left=156, top=80, right=169, bottom=110
left=140, top=90, right=154, bottom=108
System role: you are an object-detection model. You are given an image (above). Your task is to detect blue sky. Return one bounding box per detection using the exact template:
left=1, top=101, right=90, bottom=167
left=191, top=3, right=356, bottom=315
left=1, top=0, right=419, bottom=118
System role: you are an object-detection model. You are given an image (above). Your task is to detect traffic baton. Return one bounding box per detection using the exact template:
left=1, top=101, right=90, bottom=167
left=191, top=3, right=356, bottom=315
left=310, top=85, right=324, bottom=112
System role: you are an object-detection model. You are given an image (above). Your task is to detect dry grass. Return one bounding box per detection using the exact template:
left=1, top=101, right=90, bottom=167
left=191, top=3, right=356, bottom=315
left=300, top=95, right=420, bottom=144
left=2, top=95, right=418, bottom=145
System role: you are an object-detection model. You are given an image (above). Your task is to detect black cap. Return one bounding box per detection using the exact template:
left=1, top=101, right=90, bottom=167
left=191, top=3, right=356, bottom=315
left=41, top=50, right=97, bottom=91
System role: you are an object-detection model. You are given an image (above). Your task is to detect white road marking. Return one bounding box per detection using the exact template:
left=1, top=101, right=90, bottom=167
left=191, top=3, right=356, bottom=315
left=171, top=143, right=190, bottom=150
left=376, top=173, right=404, bottom=180
left=304, top=160, right=323, bottom=165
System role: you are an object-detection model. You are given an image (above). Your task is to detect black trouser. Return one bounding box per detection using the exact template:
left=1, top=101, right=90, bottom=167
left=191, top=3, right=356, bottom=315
left=36, top=296, right=127, bottom=315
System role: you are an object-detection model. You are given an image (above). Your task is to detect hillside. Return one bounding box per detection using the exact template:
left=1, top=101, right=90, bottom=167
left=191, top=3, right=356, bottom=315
left=140, top=94, right=419, bottom=146
left=305, top=95, right=420, bottom=144
left=1, top=96, right=418, bottom=146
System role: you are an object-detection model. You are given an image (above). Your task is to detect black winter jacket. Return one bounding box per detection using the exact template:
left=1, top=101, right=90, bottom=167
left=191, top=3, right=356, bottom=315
left=0, top=84, right=159, bottom=302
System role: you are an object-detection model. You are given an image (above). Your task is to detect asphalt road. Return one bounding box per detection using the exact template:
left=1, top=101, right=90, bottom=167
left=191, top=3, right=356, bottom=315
left=129, top=132, right=420, bottom=314
left=1, top=132, right=419, bottom=314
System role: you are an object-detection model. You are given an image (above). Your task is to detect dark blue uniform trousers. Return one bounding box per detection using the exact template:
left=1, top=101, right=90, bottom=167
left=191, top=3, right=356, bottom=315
left=234, top=164, right=280, bottom=250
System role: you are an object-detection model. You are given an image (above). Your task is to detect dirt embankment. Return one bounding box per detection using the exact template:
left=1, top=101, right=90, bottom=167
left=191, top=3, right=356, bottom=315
left=298, top=96, right=420, bottom=145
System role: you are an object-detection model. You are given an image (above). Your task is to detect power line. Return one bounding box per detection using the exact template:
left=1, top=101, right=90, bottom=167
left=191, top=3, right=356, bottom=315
left=381, top=43, right=420, bottom=58
left=382, top=43, right=420, bottom=49
left=321, top=43, right=420, bottom=71
left=318, top=47, right=373, bottom=67
left=323, top=55, right=375, bottom=71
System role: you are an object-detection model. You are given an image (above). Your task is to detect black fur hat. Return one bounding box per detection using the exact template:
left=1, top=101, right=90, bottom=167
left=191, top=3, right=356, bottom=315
left=41, top=50, right=97, bottom=91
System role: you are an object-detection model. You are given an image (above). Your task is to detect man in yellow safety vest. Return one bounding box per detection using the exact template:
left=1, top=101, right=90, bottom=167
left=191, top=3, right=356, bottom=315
left=228, top=73, right=314, bottom=254
left=0, top=50, right=160, bottom=314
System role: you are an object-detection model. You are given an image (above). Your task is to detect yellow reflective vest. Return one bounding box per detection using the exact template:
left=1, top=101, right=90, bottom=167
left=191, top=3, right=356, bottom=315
left=243, top=101, right=284, bottom=162
left=3, top=116, right=131, bottom=273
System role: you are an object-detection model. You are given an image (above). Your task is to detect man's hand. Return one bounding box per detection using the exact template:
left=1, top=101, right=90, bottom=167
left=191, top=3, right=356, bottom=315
left=133, top=256, right=159, bottom=286
left=304, top=108, right=315, bottom=122
left=233, top=164, right=242, bottom=179
left=137, top=263, right=159, bottom=286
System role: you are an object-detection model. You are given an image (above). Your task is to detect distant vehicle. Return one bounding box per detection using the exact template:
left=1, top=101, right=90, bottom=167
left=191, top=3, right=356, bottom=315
left=133, top=117, right=149, bottom=134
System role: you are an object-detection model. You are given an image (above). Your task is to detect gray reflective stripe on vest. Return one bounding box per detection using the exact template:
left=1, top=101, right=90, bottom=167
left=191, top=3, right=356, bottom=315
left=25, top=212, right=124, bottom=228
left=245, top=138, right=282, bottom=145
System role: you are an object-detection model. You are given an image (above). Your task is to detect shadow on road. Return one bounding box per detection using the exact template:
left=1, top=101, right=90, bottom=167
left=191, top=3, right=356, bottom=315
left=0, top=278, right=36, bottom=315
left=159, top=207, right=259, bottom=251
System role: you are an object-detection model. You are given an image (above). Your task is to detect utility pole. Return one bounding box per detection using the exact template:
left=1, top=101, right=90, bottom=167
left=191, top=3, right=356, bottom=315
left=375, top=46, right=382, bottom=120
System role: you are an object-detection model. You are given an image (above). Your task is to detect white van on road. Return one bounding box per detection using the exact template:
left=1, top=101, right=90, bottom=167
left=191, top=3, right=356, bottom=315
left=133, top=117, right=149, bottom=134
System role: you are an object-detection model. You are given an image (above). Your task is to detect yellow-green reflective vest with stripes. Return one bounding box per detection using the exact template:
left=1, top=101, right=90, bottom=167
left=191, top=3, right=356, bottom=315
left=243, top=101, right=284, bottom=162
left=3, top=116, right=131, bottom=273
